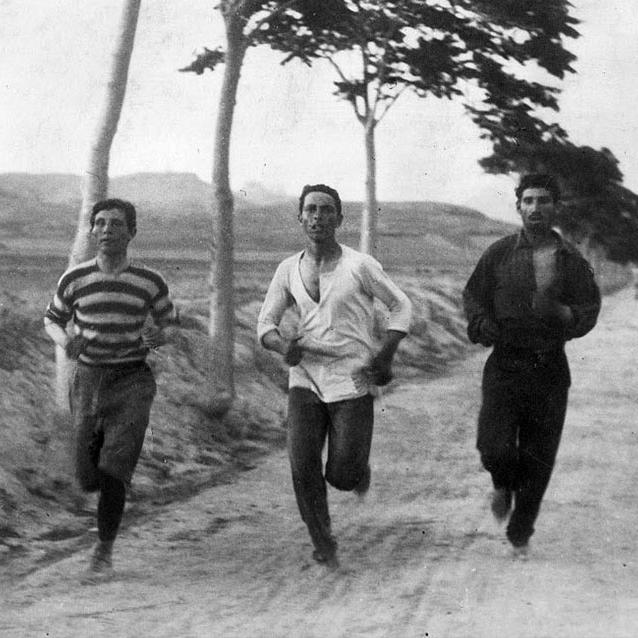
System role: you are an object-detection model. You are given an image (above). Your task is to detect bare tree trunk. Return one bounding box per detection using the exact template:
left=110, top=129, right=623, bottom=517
left=360, top=120, right=378, bottom=256
left=209, top=14, right=246, bottom=398
left=55, top=0, right=141, bottom=409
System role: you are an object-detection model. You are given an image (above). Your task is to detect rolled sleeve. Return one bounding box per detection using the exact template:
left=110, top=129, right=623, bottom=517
left=358, top=257, right=412, bottom=333
left=257, top=262, right=294, bottom=344
left=45, top=289, right=73, bottom=329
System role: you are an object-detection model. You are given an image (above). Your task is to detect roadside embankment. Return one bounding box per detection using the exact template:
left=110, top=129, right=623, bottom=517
left=0, top=272, right=473, bottom=576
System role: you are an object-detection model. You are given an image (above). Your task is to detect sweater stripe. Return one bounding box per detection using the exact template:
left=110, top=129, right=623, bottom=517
left=45, top=259, right=174, bottom=366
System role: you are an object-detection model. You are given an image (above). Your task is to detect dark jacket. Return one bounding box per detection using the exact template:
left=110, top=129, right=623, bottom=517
left=463, top=231, right=601, bottom=352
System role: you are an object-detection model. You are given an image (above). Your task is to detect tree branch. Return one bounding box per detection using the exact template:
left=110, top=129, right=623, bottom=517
left=376, top=85, right=406, bottom=124
left=245, top=0, right=301, bottom=39
left=328, top=57, right=365, bottom=123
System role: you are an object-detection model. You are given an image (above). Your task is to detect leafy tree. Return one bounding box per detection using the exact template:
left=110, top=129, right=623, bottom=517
left=56, top=0, right=141, bottom=409
left=482, top=128, right=638, bottom=263
left=258, top=0, right=580, bottom=256
left=180, top=0, right=348, bottom=397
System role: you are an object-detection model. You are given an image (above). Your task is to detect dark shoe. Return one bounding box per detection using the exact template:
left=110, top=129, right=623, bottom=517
left=353, top=465, right=371, bottom=499
left=490, top=488, right=513, bottom=523
left=312, top=549, right=340, bottom=570
left=82, top=540, right=114, bottom=583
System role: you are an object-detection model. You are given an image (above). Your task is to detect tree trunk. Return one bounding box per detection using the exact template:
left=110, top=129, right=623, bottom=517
left=55, top=0, right=141, bottom=409
left=360, top=120, right=378, bottom=257
left=209, top=15, right=247, bottom=398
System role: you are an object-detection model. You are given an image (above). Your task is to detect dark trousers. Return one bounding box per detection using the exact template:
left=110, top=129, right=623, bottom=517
left=70, top=362, right=156, bottom=544
left=287, top=387, right=374, bottom=557
left=70, top=362, right=156, bottom=491
left=477, top=349, right=570, bottom=546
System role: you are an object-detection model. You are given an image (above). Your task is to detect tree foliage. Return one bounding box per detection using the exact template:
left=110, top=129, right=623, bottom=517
left=252, top=0, right=580, bottom=254
left=259, top=0, right=579, bottom=134
left=485, top=133, right=638, bottom=264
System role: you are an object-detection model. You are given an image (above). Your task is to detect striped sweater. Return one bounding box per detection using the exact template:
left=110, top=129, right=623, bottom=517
left=45, top=258, right=175, bottom=366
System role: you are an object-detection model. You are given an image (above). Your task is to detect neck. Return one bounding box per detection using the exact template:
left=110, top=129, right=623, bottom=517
left=304, top=238, right=341, bottom=262
left=97, top=251, right=129, bottom=273
left=523, top=227, right=555, bottom=248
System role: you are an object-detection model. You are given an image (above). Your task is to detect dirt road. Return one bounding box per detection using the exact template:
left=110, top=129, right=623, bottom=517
left=2, top=287, right=637, bottom=638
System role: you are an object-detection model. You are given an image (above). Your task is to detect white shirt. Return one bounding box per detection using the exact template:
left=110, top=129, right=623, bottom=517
left=257, top=244, right=412, bottom=402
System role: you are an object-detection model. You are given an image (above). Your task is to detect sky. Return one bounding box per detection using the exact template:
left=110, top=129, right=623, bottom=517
left=1, top=0, right=637, bottom=224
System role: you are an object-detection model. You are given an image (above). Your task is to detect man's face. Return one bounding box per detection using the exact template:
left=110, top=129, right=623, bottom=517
left=298, top=191, right=342, bottom=241
left=92, top=208, right=133, bottom=256
left=517, top=187, right=556, bottom=234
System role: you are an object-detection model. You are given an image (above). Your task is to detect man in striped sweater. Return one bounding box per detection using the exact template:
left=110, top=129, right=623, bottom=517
left=44, top=198, right=177, bottom=579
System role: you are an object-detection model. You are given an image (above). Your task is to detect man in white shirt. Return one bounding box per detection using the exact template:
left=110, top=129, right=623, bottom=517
left=258, top=184, right=412, bottom=569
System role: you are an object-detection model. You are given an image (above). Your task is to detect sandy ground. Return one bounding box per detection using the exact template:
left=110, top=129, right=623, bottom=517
left=2, top=286, right=637, bottom=638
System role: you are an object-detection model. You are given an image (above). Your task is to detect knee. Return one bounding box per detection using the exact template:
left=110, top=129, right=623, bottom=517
left=325, top=464, right=361, bottom=491
left=327, top=474, right=357, bottom=491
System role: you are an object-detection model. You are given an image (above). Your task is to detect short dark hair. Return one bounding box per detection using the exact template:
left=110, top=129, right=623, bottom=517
left=90, top=198, right=137, bottom=234
left=515, top=174, right=561, bottom=204
left=298, top=184, right=342, bottom=216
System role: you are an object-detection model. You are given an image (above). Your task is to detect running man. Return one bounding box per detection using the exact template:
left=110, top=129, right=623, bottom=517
left=44, top=198, right=177, bottom=579
left=463, top=174, right=600, bottom=558
left=258, top=184, right=412, bottom=569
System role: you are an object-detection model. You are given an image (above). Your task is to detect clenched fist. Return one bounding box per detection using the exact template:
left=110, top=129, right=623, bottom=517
left=65, top=335, right=88, bottom=360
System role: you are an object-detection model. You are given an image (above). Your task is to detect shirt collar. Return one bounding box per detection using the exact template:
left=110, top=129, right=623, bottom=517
left=515, top=228, right=568, bottom=252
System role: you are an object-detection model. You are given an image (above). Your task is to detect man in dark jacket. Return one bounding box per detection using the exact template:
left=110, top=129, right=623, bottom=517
left=463, top=174, right=600, bottom=558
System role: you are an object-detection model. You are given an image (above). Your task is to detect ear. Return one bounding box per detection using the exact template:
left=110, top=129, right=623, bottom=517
left=336, top=213, right=343, bottom=228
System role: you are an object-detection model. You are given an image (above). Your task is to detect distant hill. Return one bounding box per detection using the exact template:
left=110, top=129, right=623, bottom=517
left=0, top=172, right=515, bottom=269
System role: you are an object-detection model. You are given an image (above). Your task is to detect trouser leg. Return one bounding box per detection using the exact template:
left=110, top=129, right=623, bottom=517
left=99, top=365, right=156, bottom=485
left=70, top=364, right=103, bottom=492
left=507, top=383, right=568, bottom=546
left=477, top=355, right=519, bottom=490
left=325, top=394, right=374, bottom=491
left=287, top=388, right=336, bottom=557
left=97, top=470, right=126, bottom=542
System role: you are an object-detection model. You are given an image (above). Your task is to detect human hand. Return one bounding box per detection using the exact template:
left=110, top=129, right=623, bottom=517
left=65, top=334, right=88, bottom=360
left=479, top=317, right=500, bottom=343
left=141, top=324, right=166, bottom=349
left=352, top=353, right=393, bottom=389
left=532, top=292, right=572, bottom=324
left=283, top=338, right=304, bottom=366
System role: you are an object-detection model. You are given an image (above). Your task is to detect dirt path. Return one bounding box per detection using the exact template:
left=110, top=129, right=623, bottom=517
left=2, top=288, right=637, bottom=638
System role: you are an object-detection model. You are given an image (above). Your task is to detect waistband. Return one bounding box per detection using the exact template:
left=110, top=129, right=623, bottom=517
left=494, top=344, right=564, bottom=359
left=77, top=359, right=148, bottom=371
